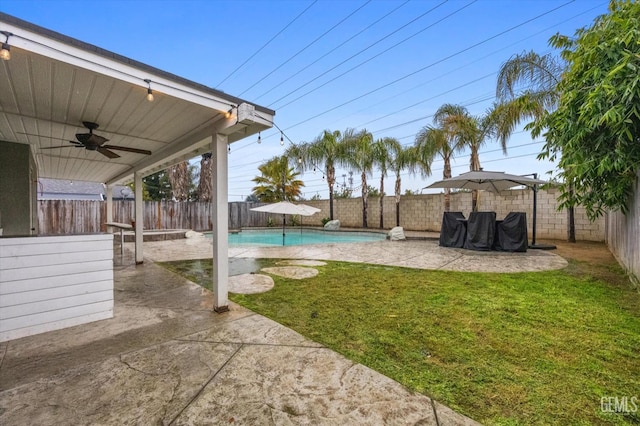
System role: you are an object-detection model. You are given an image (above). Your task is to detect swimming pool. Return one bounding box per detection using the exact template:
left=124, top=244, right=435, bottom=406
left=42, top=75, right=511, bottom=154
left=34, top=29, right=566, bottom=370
left=210, top=228, right=387, bottom=247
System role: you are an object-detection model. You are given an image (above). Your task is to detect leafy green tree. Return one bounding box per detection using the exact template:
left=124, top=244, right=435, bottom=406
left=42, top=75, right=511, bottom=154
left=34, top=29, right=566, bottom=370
left=286, top=130, right=347, bottom=220
left=251, top=155, right=304, bottom=202
left=334, top=187, right=353, bottom=199
left=126, top=181, right=149, bottom=201
left=142, top=170, right=172, bottom=201
left=536, top=0, right=640, bottom=220
left=366, top=185, right=381, bottom=197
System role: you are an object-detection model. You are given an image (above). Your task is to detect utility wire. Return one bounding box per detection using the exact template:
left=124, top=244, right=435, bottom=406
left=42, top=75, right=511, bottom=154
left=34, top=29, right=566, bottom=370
left=253, top=0, right=410, bottom=102
left=232, top=0, right=596, bottom=154
left=267, top=0, right=452, bottom=107
left=272, top=0, right=575, bottom=130
left=228, top=0, right=588, bottom=169
left=238, top=0, right=372, bottom=97
left=341, top=2, right=604, bottom=129
left=215, top=0, right=317, bottom=88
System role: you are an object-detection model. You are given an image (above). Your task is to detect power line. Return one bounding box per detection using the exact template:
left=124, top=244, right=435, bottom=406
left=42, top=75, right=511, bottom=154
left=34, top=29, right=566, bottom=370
left=252, top=0, right=411, bottom=102
left=238, top=0, right=372, bottom=97
left=268, top=0, right=458, bottom=108
left=230, top=0, right=598, bottom=154
left=215, top=0, right=318, bottom=88
left=271, top=0, right=575, bottom=131
left=225, top=2, right=601, bottom=198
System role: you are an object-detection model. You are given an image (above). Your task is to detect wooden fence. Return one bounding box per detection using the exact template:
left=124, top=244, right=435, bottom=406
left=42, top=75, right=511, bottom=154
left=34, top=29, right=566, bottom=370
left=37, top=200, right=274, bottom=235
left=38, top=186, right=638, bottom=284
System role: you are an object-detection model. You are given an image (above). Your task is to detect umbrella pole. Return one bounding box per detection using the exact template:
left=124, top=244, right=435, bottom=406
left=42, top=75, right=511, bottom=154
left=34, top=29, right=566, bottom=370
left=532, top=184, right=537, bottom=245
left=282, top=214, right=285, bottom=246
left=529, top=174, right=556, bottom=250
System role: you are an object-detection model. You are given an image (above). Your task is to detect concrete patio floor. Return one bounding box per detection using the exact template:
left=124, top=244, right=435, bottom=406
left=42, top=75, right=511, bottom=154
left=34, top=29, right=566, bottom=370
left=0, top=235, right=568, bottom=425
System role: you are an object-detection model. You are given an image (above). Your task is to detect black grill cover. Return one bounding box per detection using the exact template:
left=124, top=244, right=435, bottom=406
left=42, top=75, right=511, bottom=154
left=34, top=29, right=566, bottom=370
left=495, top=212, right=528, bottom=252
left=439, top=211, right=466, bottom=248
left=464, top=211, right=496, bottom=251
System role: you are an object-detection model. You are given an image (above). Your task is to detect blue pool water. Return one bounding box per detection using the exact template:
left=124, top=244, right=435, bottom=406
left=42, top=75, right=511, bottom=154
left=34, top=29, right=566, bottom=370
left=210, top=228, right=387, bottom=247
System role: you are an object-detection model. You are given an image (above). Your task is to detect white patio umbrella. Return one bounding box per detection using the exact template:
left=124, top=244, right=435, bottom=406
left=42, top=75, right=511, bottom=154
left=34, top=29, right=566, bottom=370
left=250, top=201, right=321, bottom=245
left=425, top=170, right=553, bottom=249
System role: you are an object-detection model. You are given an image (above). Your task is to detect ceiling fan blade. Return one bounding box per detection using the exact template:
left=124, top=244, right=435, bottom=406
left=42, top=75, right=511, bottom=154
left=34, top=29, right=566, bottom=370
left=103, top=145, right=152, bottom=155
left=18, top=132, right=70, bottom=142
left=40, top=140, right=84, bottom=149
left=97, top=147, right=120, bottom=159
left=40, top=145, right=76, bottom=150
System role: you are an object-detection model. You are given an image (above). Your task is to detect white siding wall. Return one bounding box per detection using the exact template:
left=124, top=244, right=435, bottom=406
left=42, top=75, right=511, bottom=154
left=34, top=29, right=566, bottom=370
left=0, top=234, right=113, bottom=342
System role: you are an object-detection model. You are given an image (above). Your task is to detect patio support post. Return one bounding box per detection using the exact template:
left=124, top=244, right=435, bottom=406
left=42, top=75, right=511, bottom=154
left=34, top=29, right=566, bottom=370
left=532, top=178, right=538, bottom=247
left=105, top=185, right=113, bottom=231
left=212, top=133, right=229, bottom=313
left=134, top=172, right=144, bottom=264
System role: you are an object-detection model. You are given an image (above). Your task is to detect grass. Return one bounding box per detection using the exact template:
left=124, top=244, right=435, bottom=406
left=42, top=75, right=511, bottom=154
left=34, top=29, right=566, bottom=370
left=159, top=246, right=640, bottom=426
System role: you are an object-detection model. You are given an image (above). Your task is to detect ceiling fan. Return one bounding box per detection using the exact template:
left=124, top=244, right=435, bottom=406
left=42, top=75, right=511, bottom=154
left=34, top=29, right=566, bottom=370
left=35, top=121, right=152, bottom=159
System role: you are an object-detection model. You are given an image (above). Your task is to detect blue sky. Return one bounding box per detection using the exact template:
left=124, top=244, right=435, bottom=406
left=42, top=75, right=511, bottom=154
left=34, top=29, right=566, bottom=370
left=2, top=0, right=609, bottom=200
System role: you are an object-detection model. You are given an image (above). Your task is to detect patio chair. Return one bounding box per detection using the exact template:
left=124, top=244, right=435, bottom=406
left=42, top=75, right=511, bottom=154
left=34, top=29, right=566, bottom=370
left=463, top=211, right=496, bottom=251
left=494, top=212, right=528, bottom=252
left=439, top=211, right=466, bottom=248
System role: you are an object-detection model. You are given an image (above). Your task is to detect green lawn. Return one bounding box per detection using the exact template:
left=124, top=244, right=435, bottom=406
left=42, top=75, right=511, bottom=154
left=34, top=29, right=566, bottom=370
left=160, top=252, right=639, bottom=425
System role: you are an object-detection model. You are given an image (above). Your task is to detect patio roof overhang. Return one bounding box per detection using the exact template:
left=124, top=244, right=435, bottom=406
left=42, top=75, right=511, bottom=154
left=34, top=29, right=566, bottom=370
left=0, top=12, right=275, bottom=185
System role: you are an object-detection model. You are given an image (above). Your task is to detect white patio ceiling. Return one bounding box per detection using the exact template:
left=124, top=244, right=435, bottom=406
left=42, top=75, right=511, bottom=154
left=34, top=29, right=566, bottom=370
left=0, top=13, right=274, bottom=185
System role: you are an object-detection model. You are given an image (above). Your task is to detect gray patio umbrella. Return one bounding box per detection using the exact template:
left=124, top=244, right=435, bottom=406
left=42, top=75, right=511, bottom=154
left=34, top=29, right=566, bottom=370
left=425, top=170, right=553, bottom=249
left=425, top=170, right=546, bottom=192
left=250, top=201, right=321, bottom=245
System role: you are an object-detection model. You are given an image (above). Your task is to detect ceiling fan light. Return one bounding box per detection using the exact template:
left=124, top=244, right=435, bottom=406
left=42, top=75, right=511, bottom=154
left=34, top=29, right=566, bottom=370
left=0, top=43, right=10, bottom=61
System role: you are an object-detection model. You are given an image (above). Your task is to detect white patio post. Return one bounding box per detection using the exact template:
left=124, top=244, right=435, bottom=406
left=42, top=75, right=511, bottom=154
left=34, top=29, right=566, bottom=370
left=211, top=133, right=229, bottom=312
left=134, top=171, right=144, bottom=264
left=105, top=185, right=113, bottom=228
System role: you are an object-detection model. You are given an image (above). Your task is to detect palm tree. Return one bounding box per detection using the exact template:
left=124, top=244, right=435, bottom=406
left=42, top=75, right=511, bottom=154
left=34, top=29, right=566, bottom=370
left=167, top=161, right=190, bottom=201
left=494, top=50, right=575, bottom=241
left=435, top=103, right=507, bottom=211
left=389, top=143, right=416, bottom=226
left=495, top=51, right=562, bottom=131
left=373, top=137, right=402, bottom=228
left=286, top=129, right=345, bottom=220
left=251, top=155, right=304, bottom=202
left=343, top=129, right=375, bottom=228
left=414, top=104, right=466, bottom=211
left=196, top=153, right=213, bottom=202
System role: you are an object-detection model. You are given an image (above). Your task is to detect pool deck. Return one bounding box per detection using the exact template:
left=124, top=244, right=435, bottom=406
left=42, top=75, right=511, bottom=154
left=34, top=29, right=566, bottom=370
left=0, top=232, right=568, bottom=425
left=142, top=231, right=568, bottom=273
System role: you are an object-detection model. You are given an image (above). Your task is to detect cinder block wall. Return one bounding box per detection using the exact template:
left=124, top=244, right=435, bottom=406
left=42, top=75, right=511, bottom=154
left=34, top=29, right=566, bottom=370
left=302, top=188, right=605, bottom=242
